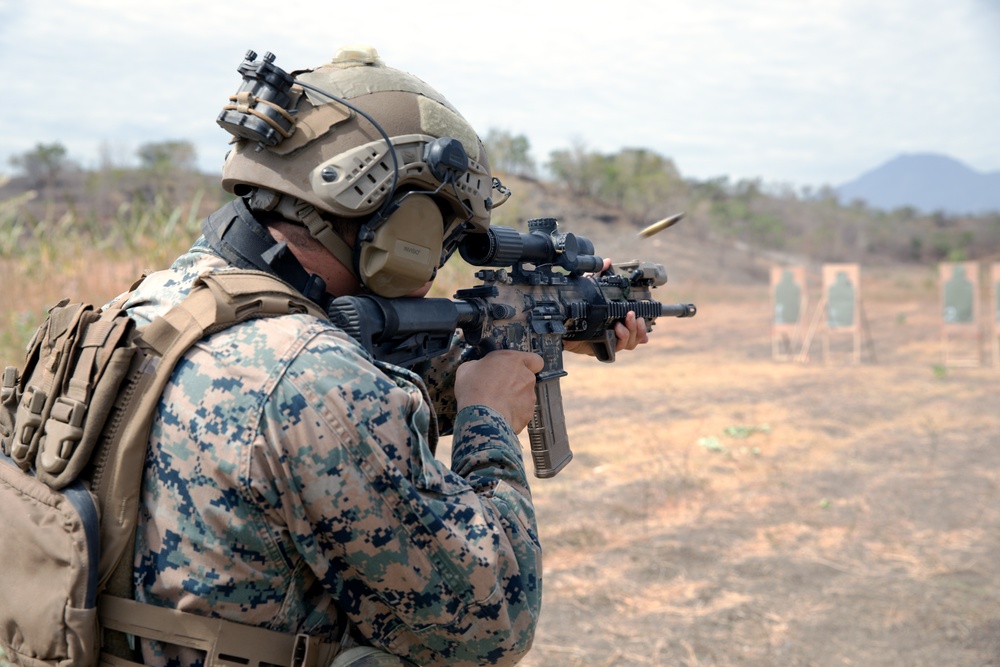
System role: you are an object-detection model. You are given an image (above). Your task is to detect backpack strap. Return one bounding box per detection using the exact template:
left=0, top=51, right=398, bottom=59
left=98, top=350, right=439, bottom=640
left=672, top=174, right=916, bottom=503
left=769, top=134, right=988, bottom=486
left=96, top=269, right=326, bottom=590
left=95, top=269, right=334, bottom=665
left=138, top=269, right=328, bottom=357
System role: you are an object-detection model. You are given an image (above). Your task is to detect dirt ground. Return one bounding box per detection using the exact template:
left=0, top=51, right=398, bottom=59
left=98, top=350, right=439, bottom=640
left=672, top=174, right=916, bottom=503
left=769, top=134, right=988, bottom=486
left=475, top=267, right=1000, bottom=667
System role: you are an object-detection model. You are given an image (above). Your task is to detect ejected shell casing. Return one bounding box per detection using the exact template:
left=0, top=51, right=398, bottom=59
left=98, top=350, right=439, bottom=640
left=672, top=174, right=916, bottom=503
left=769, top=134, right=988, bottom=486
left=638, top=212, right=684, bottom=238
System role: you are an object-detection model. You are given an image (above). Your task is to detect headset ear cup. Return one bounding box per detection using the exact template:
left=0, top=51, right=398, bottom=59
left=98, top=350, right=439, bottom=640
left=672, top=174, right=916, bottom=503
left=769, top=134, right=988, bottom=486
left=356, top=194, right=445, bottom=298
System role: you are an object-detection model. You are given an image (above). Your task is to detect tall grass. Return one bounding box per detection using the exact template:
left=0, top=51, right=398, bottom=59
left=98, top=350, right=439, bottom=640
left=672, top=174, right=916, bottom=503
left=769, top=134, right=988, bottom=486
left=0, top=191, right=207, bottom=364
left=0, top=188, right=495, bottom=364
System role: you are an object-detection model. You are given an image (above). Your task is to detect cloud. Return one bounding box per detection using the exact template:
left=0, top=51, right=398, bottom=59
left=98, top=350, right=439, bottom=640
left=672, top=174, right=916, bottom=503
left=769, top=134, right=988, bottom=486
left=2, top=0, right=997, bottom=188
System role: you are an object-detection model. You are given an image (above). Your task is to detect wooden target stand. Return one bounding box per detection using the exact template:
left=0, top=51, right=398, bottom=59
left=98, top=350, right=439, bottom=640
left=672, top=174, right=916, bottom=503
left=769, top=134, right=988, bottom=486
left=795, top=264, right=876, bottom=365
left=940, top=262, right=982, bottom=367
left=773, top=262, right=998, bottom=367
left=770, top=266, right=807, bottom=361
left=992, top=264, right=1000, bottom=368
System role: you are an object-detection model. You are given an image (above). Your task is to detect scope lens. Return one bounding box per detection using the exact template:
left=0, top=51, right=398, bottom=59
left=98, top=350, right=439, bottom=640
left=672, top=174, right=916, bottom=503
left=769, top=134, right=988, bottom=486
left=459, top=226, right=524, bottom=266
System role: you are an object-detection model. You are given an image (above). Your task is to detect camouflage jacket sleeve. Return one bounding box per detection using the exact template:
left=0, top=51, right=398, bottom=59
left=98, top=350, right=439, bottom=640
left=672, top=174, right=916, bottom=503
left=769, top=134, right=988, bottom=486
left=412, top=332, right=474, bottom=436
left=257, top=327, right=541, bottom=666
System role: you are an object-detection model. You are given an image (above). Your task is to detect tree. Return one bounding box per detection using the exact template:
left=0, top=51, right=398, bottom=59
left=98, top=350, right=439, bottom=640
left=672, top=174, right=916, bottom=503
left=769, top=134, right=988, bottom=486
left=546, top=141, right=610, bottom=199
left=8, top=142, right=72, bottom=191
left=604, top=148, right=683, bottom=223
left=547, top=144, right=684, bottom=223
left=483, top=129, right=536, bottom=177
left=137, top=140, right=197, bottom=173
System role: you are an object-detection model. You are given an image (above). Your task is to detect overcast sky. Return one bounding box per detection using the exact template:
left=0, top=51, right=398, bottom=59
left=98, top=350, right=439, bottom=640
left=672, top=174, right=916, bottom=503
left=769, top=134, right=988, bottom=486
left=1, top=0, right=998, bottom=189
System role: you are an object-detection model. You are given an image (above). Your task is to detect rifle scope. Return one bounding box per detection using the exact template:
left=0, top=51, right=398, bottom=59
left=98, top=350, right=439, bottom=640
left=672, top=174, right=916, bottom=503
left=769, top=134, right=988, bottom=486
left=459, top=219, right=603, bottom=273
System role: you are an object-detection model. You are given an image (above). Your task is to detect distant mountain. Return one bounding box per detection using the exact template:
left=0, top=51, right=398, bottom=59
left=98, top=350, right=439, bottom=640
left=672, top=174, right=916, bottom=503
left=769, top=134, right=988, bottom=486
left=836, top=153, right=1000, bottom=215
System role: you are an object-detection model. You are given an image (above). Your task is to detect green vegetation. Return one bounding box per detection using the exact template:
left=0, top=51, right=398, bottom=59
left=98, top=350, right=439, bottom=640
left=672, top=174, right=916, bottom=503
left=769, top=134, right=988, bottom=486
left=0, top=183, right=212, bottom=362
left=482, top=132, right=1000, bottom=266
left=0, top=140, right=223, bottom=362
left=2, top=140, right=224, bottom=264
left=723, top=423, right=771, bottom=439
left=7, top=135, right=998, bottom=271
left=2, top=134, right=999, bottom=360
left=482, top=129, right=536, bottom=177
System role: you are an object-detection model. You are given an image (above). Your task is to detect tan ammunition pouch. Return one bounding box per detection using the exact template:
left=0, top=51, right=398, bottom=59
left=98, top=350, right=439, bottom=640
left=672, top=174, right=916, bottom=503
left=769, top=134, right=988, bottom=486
left=0, top=270, right=344, bottom=667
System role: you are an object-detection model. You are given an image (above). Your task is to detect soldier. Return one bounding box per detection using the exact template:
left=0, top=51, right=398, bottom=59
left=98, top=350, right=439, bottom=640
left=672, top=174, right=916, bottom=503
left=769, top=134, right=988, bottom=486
left=115, top=46, right=648, bottom=667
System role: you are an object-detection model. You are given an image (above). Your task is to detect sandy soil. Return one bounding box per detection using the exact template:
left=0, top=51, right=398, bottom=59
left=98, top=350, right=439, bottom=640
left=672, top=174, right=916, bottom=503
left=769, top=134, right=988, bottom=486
left=501, top=270, right=1000, bottom=666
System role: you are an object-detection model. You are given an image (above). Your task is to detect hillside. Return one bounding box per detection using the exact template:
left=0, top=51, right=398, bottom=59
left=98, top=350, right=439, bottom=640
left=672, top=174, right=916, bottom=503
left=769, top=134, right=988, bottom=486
left=0, top=170, right=770, bottom=289
left=480, top=174, right=771, bottom=288
left=836, top=153, right=1000, bottom=215
left=2, top=157, right=1000, bottom=293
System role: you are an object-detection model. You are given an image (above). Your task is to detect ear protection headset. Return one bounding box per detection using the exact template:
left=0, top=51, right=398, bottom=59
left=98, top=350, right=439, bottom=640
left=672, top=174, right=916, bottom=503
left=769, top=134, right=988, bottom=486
left=258, top=136, right=471, bottom=298
left=352, top=136, right=471, bottom=297
left=354, top=192, right=447, bottom=297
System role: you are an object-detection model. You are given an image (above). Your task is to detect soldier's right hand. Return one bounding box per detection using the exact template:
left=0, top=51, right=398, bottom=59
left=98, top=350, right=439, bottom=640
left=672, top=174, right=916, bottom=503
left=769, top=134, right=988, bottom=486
left=455, top=350, right=544, bottom=433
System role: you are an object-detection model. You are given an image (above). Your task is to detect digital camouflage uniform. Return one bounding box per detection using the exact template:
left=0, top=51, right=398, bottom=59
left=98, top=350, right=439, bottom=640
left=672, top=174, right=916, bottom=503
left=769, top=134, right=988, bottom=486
left=121, top=238, right=542, bottom=667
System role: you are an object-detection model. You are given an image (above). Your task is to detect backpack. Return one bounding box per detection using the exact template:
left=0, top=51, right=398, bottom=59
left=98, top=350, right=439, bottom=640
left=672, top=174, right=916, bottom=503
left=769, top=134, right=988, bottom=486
left=0, top=269, right=342, bottom=667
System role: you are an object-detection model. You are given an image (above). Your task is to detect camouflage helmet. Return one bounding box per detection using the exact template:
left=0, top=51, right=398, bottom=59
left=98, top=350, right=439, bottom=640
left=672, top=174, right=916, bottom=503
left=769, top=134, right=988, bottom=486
left=217, top=46, right=495, bottom=295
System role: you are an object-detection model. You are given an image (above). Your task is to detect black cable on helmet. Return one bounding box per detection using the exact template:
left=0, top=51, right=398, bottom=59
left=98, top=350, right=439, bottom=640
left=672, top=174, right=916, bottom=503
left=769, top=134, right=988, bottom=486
left=292, top=79, right=401, bottom=221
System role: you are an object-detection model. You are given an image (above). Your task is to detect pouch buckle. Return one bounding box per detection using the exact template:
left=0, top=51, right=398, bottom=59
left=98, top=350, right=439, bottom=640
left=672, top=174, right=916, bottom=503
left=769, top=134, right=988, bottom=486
left=11, top=385, right=47, bottom=466
left=38, top=396, right=87, bottom=475
left=1, top=366, right=19, bottom=403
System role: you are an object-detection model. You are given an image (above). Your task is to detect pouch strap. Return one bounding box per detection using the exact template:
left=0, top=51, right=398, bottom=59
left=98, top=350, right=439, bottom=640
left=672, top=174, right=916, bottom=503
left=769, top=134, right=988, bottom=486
left=98, top=595, right=342, bottom=667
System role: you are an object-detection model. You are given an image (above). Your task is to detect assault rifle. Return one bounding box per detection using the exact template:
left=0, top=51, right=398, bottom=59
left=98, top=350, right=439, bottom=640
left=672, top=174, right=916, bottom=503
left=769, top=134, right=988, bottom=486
left=327, top=217, right=696, bottom=478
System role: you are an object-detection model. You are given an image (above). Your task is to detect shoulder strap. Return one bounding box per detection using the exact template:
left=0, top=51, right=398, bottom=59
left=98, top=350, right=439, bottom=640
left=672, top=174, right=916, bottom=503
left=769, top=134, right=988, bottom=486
left=97, top=269, right=327, bottom=592
left=96, top=270, right=332, bottom=665
left=138, top=269, right=327, bottom=356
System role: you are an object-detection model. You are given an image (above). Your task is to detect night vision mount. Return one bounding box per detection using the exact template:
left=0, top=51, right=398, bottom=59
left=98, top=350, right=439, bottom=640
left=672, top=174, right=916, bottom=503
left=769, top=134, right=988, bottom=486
left=215, top=50, right=478, bottom=192
left=217, top=50, right=299, bottom=149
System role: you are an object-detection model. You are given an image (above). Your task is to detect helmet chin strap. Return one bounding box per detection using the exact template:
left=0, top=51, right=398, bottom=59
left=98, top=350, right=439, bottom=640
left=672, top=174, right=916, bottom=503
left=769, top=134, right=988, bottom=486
left=201, top=196, right=330, bottom=306
left=250, top=188, right=359, bottom=281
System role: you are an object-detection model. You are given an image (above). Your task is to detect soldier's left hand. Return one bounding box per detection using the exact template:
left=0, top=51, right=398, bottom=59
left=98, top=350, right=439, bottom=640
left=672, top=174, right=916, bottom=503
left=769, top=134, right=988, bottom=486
left=564, top=259, right=650, bottom=357
left=564, top=310, right=649, bottom=356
